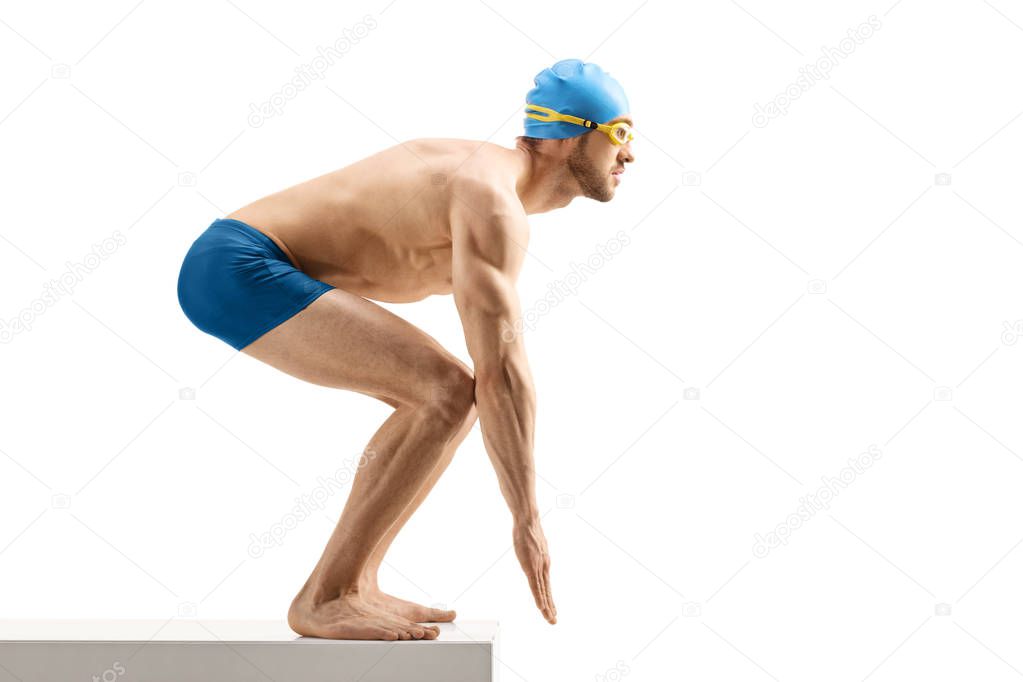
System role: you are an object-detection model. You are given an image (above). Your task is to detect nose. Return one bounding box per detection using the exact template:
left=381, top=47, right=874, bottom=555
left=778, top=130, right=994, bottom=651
left=619, top=142, right=634, bottom=164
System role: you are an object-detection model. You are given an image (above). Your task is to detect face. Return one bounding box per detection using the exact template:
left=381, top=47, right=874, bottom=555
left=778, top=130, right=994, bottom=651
left=566, top=114, right=634, bottom=202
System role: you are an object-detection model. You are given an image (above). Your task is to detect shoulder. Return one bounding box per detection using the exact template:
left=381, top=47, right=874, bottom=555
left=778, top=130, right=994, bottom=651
left=447, top=169, right=529, bottom=273
left=442, top=142, right=520, bottom=201
left=450, top=178, right=520, bottom=217
left=448, top=153, right=525, bottom=224
left=449, top=183, right=527, bottom=256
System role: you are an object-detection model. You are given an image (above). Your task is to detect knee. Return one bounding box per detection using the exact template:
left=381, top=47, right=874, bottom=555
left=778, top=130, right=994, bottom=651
left=424, top=362, right=476, bottom=427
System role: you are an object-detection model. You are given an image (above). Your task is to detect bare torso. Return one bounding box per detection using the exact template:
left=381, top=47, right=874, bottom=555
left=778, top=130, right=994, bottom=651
left=226, top=139, right=521, bottom=303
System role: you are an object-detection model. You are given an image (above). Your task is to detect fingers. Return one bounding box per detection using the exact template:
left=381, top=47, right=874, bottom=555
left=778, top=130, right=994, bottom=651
left=526, top=567, right=545, bottom=612
left=514, top=526, right=558, bottom=625
left=541, top=561, right=557, bottom=623
left=537, top=567, right=556, bottom=623
left=525, top=558, right=557, bottom=624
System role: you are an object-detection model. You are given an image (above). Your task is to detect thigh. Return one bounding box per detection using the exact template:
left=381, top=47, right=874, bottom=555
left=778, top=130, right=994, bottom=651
left=240, top=287, right=472, bottom=408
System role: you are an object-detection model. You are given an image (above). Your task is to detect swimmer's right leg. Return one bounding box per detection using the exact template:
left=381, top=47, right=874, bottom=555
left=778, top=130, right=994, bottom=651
left=240, top=287, right=476, bottom=640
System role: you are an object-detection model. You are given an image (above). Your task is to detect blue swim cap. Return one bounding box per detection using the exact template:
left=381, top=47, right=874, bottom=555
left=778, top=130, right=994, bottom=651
left=523, top=59, right=630, bottom=140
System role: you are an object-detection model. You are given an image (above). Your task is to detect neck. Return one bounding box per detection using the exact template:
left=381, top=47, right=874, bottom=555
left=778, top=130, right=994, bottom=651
left=512, top=142, right=580, bottom=215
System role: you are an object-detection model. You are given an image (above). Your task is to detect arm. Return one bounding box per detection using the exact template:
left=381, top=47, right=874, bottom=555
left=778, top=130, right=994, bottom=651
left=452, top=195, right=536, bottom=523
left=450, top=187, right=556, bottom=624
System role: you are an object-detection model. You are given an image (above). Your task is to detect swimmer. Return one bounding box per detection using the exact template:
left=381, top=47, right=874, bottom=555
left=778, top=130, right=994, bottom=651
left=176, top=58, right=634, bottom=640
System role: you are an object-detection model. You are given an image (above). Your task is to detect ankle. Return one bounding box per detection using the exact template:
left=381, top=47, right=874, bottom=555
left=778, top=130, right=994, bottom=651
left=295, top=572, right=352, bottom=607
left=357, top=563, right=380, bottom=588
left=357, top=574, right=380, bottom=592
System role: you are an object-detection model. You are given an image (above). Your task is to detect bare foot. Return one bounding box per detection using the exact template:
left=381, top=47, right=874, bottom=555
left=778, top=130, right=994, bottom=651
left=288, top=591, right=441, bottom=641
left=362, top=589, right=457, bottom=623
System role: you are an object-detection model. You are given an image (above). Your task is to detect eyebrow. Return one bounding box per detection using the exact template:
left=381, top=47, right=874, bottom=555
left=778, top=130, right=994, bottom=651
left=610, top=117, right=633, bottom=127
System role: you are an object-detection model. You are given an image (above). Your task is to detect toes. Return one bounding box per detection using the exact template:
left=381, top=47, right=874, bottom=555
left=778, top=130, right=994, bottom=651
left=378, top=612, right=437, bottom=641
left=325, top=622, right=398, bottom=641
left=427, top=608, right=456, bottom=622
left=384, top=616, right=415, bottom=640
left=375, top=626, right=400, bottom=641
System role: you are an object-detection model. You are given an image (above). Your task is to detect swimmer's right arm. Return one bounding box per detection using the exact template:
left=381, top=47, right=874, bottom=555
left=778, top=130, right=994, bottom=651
left=450, top=187, right=557, bottom=625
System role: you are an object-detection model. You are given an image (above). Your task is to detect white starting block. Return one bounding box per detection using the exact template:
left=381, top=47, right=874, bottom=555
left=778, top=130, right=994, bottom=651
left=0, top=619, right=498, bottom=682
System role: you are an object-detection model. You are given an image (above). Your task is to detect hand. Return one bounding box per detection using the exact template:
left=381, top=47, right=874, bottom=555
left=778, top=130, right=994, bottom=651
left=512, top=520, right=557, bottom=624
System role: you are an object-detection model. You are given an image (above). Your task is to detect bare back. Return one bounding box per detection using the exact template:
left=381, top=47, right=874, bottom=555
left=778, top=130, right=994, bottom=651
left=227, top=139, right=522, bottom=303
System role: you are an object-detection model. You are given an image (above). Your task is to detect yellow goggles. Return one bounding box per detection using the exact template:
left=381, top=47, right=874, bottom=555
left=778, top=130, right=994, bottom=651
left=524, top=104, right=634, bottom=146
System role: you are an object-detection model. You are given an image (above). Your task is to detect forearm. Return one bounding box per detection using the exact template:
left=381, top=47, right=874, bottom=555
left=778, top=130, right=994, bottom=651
left=475, top=361, right=539, bottom=525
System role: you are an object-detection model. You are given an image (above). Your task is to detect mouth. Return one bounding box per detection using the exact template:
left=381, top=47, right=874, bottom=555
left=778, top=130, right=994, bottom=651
left=611, top=167, right=624, bottom=182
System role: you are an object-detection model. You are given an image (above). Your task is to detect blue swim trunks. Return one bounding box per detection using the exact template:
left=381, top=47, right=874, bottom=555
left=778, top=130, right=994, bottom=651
left=177, top=218, right=335, bottom=350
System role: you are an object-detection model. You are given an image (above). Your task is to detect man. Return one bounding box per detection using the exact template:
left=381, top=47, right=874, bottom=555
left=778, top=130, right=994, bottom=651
left=177, top=58, right=634, bottom=640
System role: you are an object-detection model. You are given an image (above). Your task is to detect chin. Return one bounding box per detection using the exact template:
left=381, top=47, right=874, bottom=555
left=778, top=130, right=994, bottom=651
left=574, top=171, right=616, bottom=202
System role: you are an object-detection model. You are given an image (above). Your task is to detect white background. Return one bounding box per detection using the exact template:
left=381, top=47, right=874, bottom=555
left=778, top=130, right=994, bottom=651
left=2, top=0, right=1023, bottom=680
